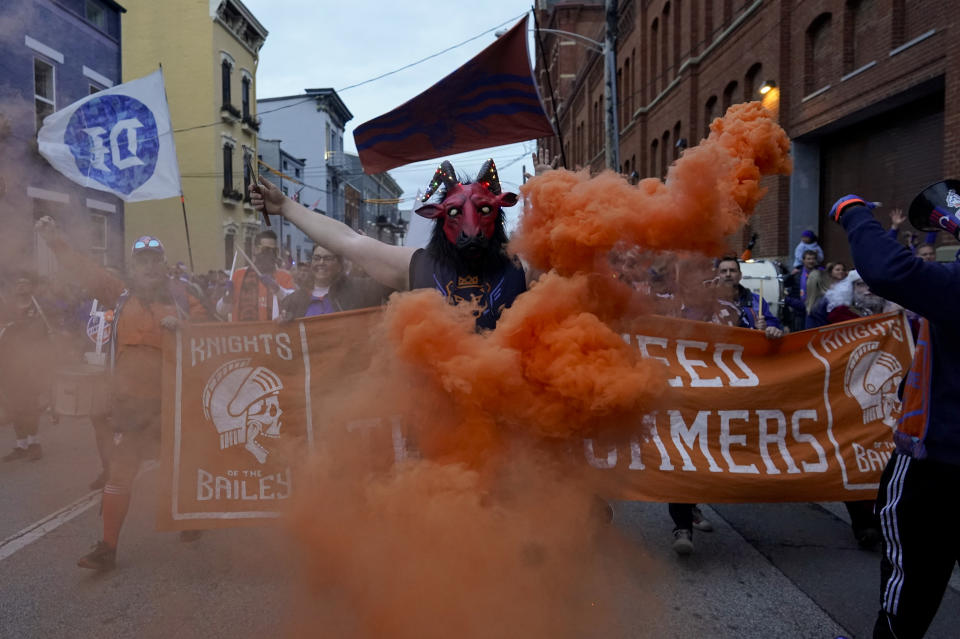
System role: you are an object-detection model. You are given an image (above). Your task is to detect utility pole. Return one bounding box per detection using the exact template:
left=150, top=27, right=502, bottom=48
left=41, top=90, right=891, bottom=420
left=603, top=0, right=620, bottom=171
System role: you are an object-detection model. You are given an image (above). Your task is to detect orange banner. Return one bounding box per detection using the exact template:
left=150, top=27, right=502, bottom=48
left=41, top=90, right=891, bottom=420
left=159, top=310, right=913, bottom=530
left=587, top=310, right=913, bottom=503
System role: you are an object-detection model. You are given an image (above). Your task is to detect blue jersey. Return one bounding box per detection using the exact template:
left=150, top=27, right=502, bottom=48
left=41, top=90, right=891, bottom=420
left=408, top=248, right=526, bottom=330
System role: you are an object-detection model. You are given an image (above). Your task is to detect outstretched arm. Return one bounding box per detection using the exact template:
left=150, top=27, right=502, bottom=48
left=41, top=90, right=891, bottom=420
left=250, top=176, right=414, bottom=291
left=35, top=216, right=124, bottom=306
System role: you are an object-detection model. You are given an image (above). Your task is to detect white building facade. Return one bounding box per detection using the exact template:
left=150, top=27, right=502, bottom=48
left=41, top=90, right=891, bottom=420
left=256, top=88, right=352, bottom=222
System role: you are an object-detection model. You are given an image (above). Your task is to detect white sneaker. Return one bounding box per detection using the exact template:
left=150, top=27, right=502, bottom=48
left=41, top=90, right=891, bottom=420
left=691, top=505, right=714, bottom=532
left=672, top=529, right=694, bottom=555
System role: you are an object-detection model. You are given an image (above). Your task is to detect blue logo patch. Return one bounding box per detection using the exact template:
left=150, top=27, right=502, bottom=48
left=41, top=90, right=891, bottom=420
left=64, top=95, right=160, bottom=195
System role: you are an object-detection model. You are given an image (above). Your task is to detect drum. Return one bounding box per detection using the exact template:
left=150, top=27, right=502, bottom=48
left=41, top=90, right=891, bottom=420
left=53, top=364, right=109, bottom=417
left=738, top=259, right=784, bottom=316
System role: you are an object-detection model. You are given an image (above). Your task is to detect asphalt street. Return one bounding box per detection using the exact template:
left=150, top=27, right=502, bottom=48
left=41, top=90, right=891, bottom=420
left=1, top=415, right=958, bottom=639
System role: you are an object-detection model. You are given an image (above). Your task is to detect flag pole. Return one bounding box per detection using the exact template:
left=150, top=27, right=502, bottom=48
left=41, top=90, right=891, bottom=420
left=158, top=62, right=195, bottom=273
left=180, top=193, right=195, bottom=272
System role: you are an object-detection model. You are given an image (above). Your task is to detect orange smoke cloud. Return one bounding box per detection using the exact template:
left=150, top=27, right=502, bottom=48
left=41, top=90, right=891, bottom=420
left=382, top=103, right=791, bottom=465
left=286, top=454, right=651, bottom=639
left=511, top=102, right=792, bottom=276
left=384, top=271, right=661, bottom=468
left=284, top=103, right=789, bottom=638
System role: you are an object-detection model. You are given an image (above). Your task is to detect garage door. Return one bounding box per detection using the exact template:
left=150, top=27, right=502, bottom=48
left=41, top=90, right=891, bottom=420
left=819, top=93, right=944, bottom=267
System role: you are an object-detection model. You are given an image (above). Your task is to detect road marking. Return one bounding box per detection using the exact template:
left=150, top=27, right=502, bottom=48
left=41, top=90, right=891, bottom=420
left=0, top=461, right=159, bottom=562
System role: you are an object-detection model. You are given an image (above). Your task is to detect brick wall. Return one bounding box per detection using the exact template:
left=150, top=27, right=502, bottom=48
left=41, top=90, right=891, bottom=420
left=536, top=0, right=956, bottom=259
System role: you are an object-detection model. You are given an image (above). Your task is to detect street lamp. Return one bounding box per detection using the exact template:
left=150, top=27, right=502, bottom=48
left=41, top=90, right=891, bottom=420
left=510, top=1, right=620, bottom=171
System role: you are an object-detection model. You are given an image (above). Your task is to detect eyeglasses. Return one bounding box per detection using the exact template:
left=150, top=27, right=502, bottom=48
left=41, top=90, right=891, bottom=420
left=133, top=237, right=163, bottom=251
left=312, top=256, right=339, bottom=265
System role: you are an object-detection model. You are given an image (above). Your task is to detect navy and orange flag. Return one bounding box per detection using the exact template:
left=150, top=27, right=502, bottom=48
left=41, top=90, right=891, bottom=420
left=354, top=15, right=556, bottom=174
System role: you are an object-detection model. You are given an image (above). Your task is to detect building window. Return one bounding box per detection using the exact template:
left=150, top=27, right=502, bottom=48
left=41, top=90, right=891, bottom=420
left=744, top=63, right=762, bottom=100
left=805, top=13, right=833, bottom=95
left=243, top=233, right=253, bottom=261
left=704, top=0, right=714, bottom=41
left=221, top=59, right=231, bottom=107
left=242, top=149, right=252, bottom=200
left=650, top=138, right=658, bottom=179
left=845, top=0, right=877, bottom=74
left=704, top=95, right=717, bottom=138
left=672, top=121, right=682, bottom=160
left=673, top=0, right=683, bottom=73
left=282, top=185, right=288, bottom=196
left=241, top=75, right=250, bottom=119
left=624, top=56, right=632, bottom=120
left=661, top=3, right=670, bottom=85
left=224, top=233, right=235, bottom=270
left=294, top=167, right=301, bottom=179
left=722, top=80, right=738, bottom=114
left=650, top=18, right=659, bottom=97
left=86, top=1, right=106, bottom=30
left=222, top=143, right=234, bottom=193
left=617, top=67, right=627, bottom=129
left=89, top=213, right=107, bottom=264
left=661, top=130, right=670, bottom=179
left=592, top=99, right=600, bottom=156
left=891, top=0, right=905, bottom=47
left=34, top=58, right=55, bottom=132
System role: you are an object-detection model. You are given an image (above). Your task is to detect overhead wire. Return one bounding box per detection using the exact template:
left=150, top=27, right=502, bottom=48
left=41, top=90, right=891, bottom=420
left=170, top=10, right=530, bottom=135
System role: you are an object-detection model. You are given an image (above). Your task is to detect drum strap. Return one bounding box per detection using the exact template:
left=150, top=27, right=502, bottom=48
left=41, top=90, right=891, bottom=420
left=109, top=292, right=130, bottom=373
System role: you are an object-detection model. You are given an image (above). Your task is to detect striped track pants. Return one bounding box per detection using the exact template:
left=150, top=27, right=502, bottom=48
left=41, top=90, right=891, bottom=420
left=873, top=451, right=960, bottom=638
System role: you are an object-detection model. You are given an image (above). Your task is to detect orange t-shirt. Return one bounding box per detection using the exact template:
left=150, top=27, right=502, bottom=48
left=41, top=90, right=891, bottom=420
left=231, top=267, right=294, bottom=321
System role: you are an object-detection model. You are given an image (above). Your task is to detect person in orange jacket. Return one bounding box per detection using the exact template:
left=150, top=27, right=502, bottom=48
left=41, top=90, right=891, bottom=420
left=35, top=216, right=216, bottom=571
left=220, top=230, right=294, bottom=321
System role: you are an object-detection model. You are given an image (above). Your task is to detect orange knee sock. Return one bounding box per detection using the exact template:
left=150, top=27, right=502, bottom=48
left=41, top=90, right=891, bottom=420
left=101, top=486, right=131, bottom=549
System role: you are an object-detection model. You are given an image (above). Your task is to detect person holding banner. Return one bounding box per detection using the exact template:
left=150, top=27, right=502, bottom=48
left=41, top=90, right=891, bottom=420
left=221, top=230, right=294, bottom=322
left=830, top=184, right=960, bottom=639
left=249, top=159, right=527, bottom=331
left=35, top=217, right=214, bottom=571
left=279, top=245, right=392, bottom=319
left=712, top=257, right=783, bottom=338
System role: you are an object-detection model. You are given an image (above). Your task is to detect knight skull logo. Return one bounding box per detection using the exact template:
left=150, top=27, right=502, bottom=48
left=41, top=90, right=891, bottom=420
left=202, top=358, right=285, bottom=464
left=843, top=341, right=903, bottom=428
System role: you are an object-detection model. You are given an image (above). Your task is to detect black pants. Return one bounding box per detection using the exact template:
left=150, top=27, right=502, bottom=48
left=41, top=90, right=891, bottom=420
left=669, top=503, right=694, bottom=531
left=873, top=451, right=960, bottom=638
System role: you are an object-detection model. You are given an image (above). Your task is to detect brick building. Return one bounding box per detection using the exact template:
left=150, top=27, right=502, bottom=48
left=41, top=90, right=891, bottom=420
left=534, top=0, right=960, bottom=263
left=0, top=0, right=126, bottom=272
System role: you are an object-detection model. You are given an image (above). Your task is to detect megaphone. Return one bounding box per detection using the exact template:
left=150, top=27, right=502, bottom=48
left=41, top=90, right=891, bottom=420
left=908, top=179, right=960, bottom=239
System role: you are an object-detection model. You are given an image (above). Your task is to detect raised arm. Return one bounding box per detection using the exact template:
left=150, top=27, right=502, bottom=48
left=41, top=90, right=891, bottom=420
left=250, top=176, right=414, bottom=291
left=841, top=205, right=960, bottom=322
left=35, top=216, right=124, bottom=306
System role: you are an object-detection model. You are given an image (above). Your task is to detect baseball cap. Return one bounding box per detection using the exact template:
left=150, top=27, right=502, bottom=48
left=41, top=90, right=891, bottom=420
left=131, top=235, right=164, bottom=255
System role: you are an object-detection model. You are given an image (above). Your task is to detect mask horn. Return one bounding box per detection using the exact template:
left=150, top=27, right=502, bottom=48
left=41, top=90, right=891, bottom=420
left=475, top=158, right=501, bottom=195
left=421, top=160, right=459, bottom=202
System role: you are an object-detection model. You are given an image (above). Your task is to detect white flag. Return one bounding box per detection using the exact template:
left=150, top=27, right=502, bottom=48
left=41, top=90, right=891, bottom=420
left=37, top=69, right=181, bottom=202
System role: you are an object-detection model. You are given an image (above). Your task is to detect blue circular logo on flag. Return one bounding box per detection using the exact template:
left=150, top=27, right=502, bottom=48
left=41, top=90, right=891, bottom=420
left=64, top=95, right=160, bottom=195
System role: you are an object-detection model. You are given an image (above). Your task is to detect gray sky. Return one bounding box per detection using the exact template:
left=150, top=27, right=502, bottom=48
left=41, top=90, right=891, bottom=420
left=243, top=0, right=538, bottom=209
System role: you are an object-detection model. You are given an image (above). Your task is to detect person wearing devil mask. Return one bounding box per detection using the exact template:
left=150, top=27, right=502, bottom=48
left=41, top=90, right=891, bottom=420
left=250, top=159, right=527, bottom=329
left=829, top=182, right=960, bottom=639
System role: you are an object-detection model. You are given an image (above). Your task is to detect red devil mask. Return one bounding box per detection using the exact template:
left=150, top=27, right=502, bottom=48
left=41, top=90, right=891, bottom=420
left=415, top=159, right=518, bottom=250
